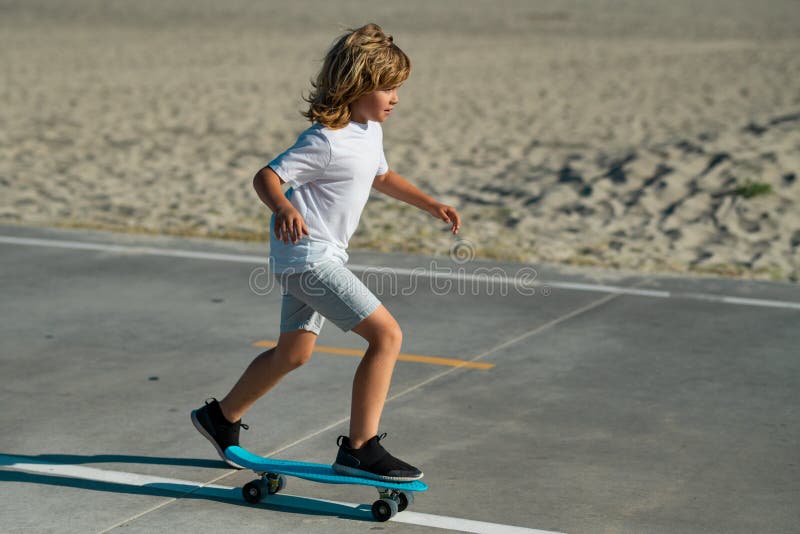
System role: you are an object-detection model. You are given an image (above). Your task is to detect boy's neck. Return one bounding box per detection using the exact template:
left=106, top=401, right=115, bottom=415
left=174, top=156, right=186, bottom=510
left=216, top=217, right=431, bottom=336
left=349, top=109, right=369, bottom=125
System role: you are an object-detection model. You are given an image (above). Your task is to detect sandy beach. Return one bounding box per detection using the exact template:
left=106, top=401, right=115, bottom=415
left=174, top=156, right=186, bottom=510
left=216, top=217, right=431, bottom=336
left=1, top=0, right=798, bottom=282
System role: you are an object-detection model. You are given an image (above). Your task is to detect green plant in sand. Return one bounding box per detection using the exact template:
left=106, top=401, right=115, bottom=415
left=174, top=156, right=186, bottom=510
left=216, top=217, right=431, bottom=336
left=732, top=179, right=772, bottom=199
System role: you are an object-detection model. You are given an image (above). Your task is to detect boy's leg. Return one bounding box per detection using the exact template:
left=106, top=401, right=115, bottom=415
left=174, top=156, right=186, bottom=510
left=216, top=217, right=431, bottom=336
left=192, top=270, right=325, bottom=468
left=348, top=305, right=403, bottom=447
left=331, top=304, right=423, bottom=481
left=219, top=328, right=319, bottom=422
left=191, top=328, right=318, bottom=468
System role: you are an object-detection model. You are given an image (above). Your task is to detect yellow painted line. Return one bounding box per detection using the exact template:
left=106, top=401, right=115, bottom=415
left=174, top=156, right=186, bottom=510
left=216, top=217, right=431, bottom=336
left=252, top=340, right=495, bottom=370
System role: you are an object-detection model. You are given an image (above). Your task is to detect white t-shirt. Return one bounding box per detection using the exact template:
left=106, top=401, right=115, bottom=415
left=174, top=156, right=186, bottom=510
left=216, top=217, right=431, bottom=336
left=266, top=120, right=389, bottom=274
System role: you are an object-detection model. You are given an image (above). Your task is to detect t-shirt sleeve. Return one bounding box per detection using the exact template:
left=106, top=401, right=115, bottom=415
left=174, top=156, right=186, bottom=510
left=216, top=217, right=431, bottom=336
left=377, top=147, right=388, bottom=176
left=375, top=121, right=389, bottom=176
left=267, top=129, right=331, bottom=188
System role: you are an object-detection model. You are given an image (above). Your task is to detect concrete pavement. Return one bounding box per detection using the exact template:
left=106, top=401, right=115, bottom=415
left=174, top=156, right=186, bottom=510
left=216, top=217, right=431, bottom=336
left=1, top=224, right=798, bottom=533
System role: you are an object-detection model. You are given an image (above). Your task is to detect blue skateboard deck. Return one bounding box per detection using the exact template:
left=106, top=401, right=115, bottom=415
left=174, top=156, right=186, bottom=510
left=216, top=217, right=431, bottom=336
left=226, top=445, right=427, bottom=521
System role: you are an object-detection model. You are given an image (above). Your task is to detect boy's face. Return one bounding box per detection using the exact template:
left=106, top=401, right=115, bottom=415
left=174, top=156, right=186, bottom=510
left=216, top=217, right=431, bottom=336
left=350, top=86, right=400, bottom=124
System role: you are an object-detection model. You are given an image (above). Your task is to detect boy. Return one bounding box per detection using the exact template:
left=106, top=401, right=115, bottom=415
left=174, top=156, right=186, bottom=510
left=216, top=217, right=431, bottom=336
left=192, top=23, right=461, bottom=482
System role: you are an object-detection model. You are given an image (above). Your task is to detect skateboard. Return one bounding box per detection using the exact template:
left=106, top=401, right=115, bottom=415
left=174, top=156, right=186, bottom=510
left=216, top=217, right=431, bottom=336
left=225, top=445, right=428, bottom=522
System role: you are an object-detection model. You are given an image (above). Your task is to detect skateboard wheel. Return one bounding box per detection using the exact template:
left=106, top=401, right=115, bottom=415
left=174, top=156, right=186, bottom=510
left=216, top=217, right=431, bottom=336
left=242, top=479, right=267, bottom=504
left=397, top=491, right=414, bottom=512
left=371, top=498, right=398, bottom=522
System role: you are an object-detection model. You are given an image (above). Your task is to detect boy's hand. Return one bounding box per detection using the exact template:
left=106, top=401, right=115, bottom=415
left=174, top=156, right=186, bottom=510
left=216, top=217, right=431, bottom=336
left=274, top=205, right=310, bottom=244
left=429, top=202, right=461, bottom=235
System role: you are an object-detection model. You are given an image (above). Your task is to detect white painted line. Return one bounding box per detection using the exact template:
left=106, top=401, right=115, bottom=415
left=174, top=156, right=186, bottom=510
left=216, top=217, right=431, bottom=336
left=1, top=233, right=799, bottom=311
left=719, top=295, right=800, bottom=310
left=541, top=280, right=670, bottom=298
left=0, top=235, right=266, bottom=264
left=349, top=264, right=670, bottom=299
left=0, top=456, right=231, bottom=492
left=0, top=455, right=562, bottom=534
left=393, top=511, right=559, bottom=534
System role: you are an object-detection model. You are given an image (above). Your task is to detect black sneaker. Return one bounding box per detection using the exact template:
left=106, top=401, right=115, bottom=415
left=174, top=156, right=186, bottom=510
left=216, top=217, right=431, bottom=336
left=190, top=398, right=249, bottom=469
left=332, top=433, right=423, bottom=482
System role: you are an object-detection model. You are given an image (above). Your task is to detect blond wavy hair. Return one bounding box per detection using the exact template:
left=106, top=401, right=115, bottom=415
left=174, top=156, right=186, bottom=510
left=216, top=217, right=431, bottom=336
left=302, top=23, right=411, bottom=129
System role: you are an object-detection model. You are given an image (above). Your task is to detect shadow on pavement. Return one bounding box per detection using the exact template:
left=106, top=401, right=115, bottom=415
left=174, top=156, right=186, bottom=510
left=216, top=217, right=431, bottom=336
left=0, top=469, right=375, bottom=521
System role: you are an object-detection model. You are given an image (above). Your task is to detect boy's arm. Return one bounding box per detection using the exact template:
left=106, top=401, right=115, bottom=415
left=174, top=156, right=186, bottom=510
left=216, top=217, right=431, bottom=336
left=253, top=166, right=291, bottom=213
left=373, top=169, right=461, bottom=234
left=253, top=166, right=309, bottom=243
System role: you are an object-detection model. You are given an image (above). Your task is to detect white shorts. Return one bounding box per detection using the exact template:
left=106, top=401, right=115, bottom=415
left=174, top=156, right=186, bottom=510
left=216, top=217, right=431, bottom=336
left=275, top=259, right=382, bottom=335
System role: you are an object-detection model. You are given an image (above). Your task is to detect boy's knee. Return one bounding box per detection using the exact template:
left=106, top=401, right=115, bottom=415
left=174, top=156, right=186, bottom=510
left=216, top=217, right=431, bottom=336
left=390, top=324, right=403, bottom=346
left=374, top=323, right=403, bottom=350
left=275, top=329, right=318, bottom=370
left=352, top=306, right=403, bottom=349
left=276, top=346, right=313, bottom=370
